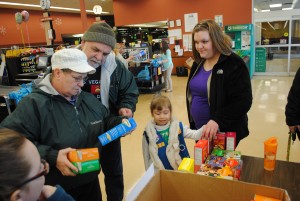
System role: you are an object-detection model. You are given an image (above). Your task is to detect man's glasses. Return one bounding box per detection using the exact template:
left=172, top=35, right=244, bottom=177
left=16, top=159, right=49, bottom=189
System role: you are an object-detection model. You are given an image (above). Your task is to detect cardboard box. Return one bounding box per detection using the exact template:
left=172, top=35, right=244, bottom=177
left=130, top=170, right=290, bottom=201
left=178, top=158, right=194, bottom=173
left=194, top=140, right=208, bottom=173
left=226, top=132, right=236, bottom=150
left=213, top=132, right=226, bottom=150
left=98, top=118, right=136, bottom=146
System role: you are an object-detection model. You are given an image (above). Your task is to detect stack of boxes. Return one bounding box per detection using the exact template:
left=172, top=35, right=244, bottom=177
left=68, top=148, right=100, bottom=174
left=193, top=132, right=243, bottom=180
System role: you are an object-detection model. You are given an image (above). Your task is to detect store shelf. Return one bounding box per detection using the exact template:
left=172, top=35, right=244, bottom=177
left=128, top=62, right=164, bottom=94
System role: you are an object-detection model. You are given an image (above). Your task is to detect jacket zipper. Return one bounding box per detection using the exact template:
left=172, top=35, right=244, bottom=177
left=74, top=106, right=83, bottom=133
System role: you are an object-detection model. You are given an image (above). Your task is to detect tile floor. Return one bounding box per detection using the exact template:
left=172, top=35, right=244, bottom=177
left=99, top=74, right=300, bottom=201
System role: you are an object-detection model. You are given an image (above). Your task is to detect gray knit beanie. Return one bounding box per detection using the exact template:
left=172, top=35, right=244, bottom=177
left=82, top=22, right=116, bottom=49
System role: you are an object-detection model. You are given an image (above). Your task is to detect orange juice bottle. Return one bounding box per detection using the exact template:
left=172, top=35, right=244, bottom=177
left=68, top=148, right=99, bottom=162
left=264, top=137, right=278, bottom=171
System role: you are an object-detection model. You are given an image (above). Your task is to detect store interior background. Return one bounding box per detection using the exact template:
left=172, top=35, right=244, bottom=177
left=0, top=0, right=300, bottom=200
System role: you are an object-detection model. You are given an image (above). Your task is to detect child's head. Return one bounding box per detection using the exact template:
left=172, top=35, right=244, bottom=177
left=150, top=94, right=172, bottom=126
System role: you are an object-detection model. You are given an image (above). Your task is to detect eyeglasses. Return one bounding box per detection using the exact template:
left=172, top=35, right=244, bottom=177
left=61, top=69, right=88, bottom=83
left=71, top=75, right=89, bottom=83
left=16, top=159, right=49, bottom=189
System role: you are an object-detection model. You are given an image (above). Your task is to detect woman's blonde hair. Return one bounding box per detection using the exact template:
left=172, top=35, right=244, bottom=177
left=192, top=19, right=232, bottom=64
left=150, top=94, right=172, bottom=114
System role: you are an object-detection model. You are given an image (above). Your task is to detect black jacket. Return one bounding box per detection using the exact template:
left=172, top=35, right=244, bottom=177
left=1, top=75, right=123, bottom=190
left=186, top=53, right=253, bottom=143
left=285, top=68, right=300, bottom=126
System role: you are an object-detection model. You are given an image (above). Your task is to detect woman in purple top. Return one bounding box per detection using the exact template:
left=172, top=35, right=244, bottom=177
left=186, top=19, right=252, bottom=146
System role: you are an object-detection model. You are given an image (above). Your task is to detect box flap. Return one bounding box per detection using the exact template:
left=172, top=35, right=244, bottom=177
left=126, top=164, right=156, bottom=201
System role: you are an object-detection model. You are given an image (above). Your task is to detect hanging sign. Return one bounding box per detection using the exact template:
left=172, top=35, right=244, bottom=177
left=93, top=5, right=102, bottom=15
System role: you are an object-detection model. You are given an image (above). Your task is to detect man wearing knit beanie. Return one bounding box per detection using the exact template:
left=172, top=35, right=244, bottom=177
left=80, top=22, right=139, bottom=201
left=82, top=22, right=116, bottom=50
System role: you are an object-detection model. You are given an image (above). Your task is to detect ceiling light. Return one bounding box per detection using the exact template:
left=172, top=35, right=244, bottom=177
left=0, top=2, right=40, bottom=8
left=270, top=4, right=282, bottom=8
left=0, top=1, right=109, bottom=14
left=283, top=20, right=288, bottom=29
left=254, top=8, right=258, bottom=12
left=282, top=7, right=293, bottom=10
left=267, top=22, right=275, bottom=30
left=261, top=9, right=270, bottom=12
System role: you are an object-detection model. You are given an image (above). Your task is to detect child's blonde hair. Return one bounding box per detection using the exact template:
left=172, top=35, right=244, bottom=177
left=150, top=94, right=172, bottom=114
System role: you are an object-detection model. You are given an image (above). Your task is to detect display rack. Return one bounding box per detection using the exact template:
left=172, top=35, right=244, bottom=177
left=128, top=62, right=164, bottom=93
left=123, top=46, right=151, bottom=61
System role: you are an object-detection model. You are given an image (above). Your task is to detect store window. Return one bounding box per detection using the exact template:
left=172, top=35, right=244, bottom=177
left=291, top=19, right=300, bottom=44
left=260, top=21, right=289, bottom=45
left=290, top=46, right=300, bottom=73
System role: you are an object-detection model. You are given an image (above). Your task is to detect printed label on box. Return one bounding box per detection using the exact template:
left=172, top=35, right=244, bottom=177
left=98, top=118, right=137, bottom=146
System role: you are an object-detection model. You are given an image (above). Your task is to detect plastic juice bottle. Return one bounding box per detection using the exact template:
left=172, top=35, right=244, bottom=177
left=68, top=148, right=99, bottom=162
left=264, top=137, right=278, bottom=171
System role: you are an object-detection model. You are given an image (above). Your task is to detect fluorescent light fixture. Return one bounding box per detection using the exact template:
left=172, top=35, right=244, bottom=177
left=254, top=8, right=258, bottom=12
left=282, top=7, right=293, bottom=10
left=284, top=20, right=288, bottom=29
left=261, top=9, right=270, bottom=12
left=0, top=2, right=40, bottom=8
left=270, top=3, right=282, bottom=8
left=72, top=34, right=83, bottom=37
left=0, top=1, right=109, bottom=14
left=267, top=22, right=275, bottom=30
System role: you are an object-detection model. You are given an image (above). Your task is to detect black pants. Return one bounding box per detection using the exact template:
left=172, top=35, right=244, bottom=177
left=67, top=178, right=102, bottom=201
left=101, top=138, right=124, bottom=201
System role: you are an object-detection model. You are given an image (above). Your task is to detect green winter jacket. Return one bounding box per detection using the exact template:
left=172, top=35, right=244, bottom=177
left=1, top=74, right=123, bottom=190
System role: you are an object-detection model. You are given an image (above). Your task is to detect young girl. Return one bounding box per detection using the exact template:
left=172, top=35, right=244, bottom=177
left=142, top=95, right=206, bottom=171
left=160, top=40, right=173, bottom=92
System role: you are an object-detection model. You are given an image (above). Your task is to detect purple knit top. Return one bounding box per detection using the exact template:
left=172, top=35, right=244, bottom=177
left=189, top=66, right=212, bottom=129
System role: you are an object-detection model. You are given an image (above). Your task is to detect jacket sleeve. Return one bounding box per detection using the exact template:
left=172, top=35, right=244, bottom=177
left=0, top=97, right=59, bottom=166
left=285, top=68, right=300, bottom=126
left=46, top=185, right=75, bottom=201
left=211, top=59, right=252, bottom=127
left=142, top=132, right=152, bottom=170
left=114, top=61, right=139, bottom=113
left=183, top=124, right=203, bottom=140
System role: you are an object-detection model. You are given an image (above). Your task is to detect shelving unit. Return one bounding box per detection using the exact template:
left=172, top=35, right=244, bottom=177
left=128, top=62, right=164, bottom=93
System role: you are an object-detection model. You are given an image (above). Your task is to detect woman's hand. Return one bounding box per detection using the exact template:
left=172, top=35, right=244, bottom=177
left=201, top=120, right=219, bottom=141
left=56, top=147, right=77, bottom=176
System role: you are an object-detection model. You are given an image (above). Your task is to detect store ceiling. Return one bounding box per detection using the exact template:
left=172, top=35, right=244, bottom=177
left=1, top=0, right=300, bottom=13
left=253, top=0, right=300, bottom=11
left=0, top=0, right=167, bottom=27
left=0, top=0, right=114, bottom=14
left=1, top=0, right=299, bottom=26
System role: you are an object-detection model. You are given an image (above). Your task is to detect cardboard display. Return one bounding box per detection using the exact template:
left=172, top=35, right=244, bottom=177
left=130, top=170, right=290, bottom=201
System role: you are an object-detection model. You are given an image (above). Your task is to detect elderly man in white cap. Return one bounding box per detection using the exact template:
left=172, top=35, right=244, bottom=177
left=1, top=48, right=124, bottom=201
left=79, top=22, right=139, bottom=201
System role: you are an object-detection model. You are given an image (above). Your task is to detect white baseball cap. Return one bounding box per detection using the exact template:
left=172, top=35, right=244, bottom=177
left=51, top=48, right=96, bottom=74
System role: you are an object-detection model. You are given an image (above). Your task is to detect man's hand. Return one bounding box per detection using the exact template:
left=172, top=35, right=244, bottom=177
left=289, top=125, right=300, bottom=133
left=201, top=120, right=219, bottom=141
left=56, top=148, right=78, bottom=176
left=119, top=108, right=133, bottom=118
